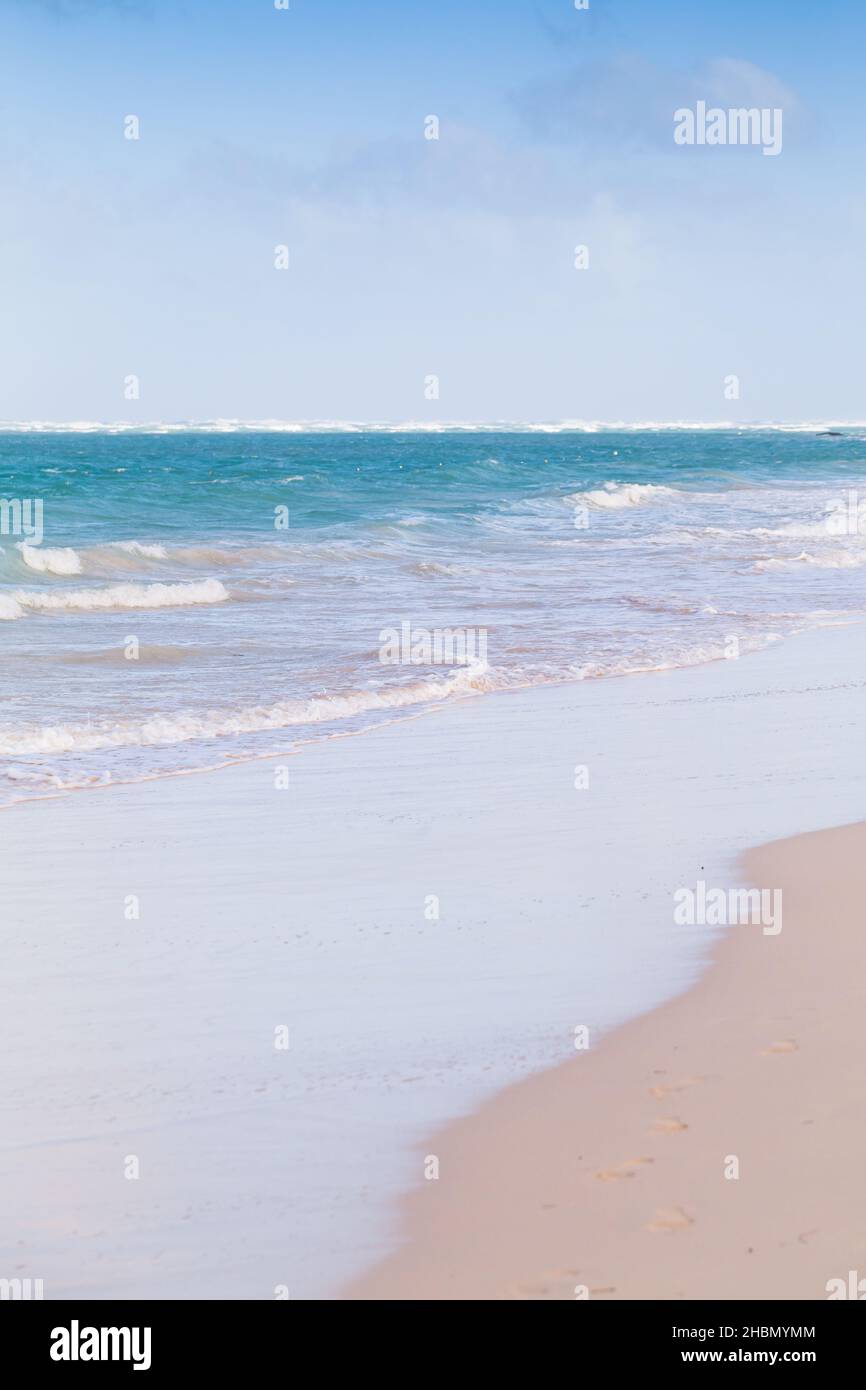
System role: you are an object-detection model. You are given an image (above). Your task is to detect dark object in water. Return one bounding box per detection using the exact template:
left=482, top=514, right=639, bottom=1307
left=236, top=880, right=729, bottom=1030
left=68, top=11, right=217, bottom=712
left=816, top=430, right=843, bottom=437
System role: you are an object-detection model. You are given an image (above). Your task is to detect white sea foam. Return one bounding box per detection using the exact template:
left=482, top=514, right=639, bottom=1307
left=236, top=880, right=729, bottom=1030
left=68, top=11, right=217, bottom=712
left=0, top=595, right=24, bottom=620
left=578, top=632, right=784, bottom=679
left=18, top=543, right=83, bottom=575
left=6, top=539, right=253, bottom=581
left=754, top=550, right=866, bottom=572
left=5, top=539, right=221, bottom=579
left=0, top=629, right=812, bottom=759
left=78, top=540, right=277, bottom=573
left=111, top=540, right=169, bottom=559
left=1, top=419, right=865, bottom=434
left=0, top=765, right=111, bottom=789
left=8, top=578, right=229, bottom=615
left=90, top=541, right=247, bottom=570
left=570, top=482, right=677, bottom=510
left=745, top=518, right=862, bottom=540
left=412, top=560, right=477, bottom=577
left=0, top=663, right=492, bottom=754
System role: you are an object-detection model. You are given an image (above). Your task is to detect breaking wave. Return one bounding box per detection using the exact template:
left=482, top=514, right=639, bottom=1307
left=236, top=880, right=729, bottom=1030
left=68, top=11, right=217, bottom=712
left=2, top=578, right=229, bottom=617
left=754, top=550, right=866, bottom=573
left=568, top=482, right=678, bottom=510
left=18, top=544, right=83, bottom=575
left=0, top=663, right=492, bottom=755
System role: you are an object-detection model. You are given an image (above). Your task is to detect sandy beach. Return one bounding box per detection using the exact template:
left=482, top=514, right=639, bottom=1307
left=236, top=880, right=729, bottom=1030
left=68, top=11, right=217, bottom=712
left=346, top=820, right=866, bottom=1299
left=6, top=0, right=866, bottom=1333
left=2, top=620, right=866, bottom=1298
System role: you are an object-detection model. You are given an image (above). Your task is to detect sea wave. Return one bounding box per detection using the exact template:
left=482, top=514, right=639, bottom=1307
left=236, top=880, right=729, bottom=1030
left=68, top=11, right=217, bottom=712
left=0, top=595, right=23, bottom=620
left=746, top=519, right=866, bottom=541
left=0, top=664, right=493, bottom=754
left=81, top=541, right=258, bottom=572
left=754, top=550, right=866, bottom=572
left=110, top=540, right=169, bottom=559
left=74, top=540, right=242, bottom=566
left=0, top=766, right=112, bottom=790
left=18, top=543, right=83, bottom=575
left=411, top=560, right=478, bottom=577
left=568, top=482, right=677, bottom=510
left=2, top=538, right=280, bottom=577
left=3, top=578, right=229, bottom=616
left=0, top=626, right=811, bottom=759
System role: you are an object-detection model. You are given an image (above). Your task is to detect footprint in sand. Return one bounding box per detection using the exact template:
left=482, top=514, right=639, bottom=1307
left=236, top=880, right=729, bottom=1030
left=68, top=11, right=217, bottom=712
left=761, top=1039, right=798, bottom=1055
left=649, top=1076, right=703, bottom=1099
left=595, top=1157, right=654, bottom=1181
left=651, top=1117, right=688, bottom=1133
left=510, top=1268, right=583, bottom=1300
left=647, top=1206, right=694, bottom=1234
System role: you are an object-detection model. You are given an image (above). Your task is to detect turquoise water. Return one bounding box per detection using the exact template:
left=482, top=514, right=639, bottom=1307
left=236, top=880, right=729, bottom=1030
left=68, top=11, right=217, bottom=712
left=1, top=427, right=866, bottom=803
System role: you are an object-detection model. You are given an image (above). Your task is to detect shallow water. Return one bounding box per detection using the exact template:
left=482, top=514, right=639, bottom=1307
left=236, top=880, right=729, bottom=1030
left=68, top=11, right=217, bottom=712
left=2, top=427, right=866, bottom=802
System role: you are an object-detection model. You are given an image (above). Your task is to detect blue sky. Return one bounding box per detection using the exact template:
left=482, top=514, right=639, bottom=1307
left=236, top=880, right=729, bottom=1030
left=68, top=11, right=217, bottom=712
left=1, top=0, right=864, bottom=422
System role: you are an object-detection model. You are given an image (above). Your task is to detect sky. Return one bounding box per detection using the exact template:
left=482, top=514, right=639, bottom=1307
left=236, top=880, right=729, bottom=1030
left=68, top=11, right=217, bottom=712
left=1, top=0, right=864, bottom=423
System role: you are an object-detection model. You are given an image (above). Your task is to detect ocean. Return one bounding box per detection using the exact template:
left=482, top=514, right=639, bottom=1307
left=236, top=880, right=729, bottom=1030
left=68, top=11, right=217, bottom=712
left=2, top=425, right=866, bottom=806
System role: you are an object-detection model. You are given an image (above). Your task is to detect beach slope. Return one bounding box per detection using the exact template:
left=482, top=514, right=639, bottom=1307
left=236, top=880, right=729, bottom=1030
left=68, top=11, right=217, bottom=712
left=346, top=822, right=866, bottom=1300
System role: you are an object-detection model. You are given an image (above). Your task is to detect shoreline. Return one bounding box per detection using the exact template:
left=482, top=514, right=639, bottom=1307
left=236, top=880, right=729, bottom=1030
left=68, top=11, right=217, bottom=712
left=3, top=622, right=866, bottom=1297
left=2, top=613, right=860, bottom=815
left=345, top=822, right=866, bottom=1300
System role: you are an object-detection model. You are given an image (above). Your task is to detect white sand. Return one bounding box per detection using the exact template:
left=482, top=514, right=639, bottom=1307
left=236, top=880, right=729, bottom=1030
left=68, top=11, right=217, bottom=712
left=3, top=621, right=866, bottom=1297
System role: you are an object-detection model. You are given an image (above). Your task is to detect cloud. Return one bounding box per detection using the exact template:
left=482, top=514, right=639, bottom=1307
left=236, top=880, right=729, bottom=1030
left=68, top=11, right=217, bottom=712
left=174, top=124, right=582, bottom=221
left=700, top=58, right=797, bottom=111
left=510, top=54, right=800, bottom=152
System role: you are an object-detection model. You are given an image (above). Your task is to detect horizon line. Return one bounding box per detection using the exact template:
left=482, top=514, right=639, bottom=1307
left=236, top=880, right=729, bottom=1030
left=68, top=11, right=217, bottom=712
left=0, top=418, right=862, bottom=435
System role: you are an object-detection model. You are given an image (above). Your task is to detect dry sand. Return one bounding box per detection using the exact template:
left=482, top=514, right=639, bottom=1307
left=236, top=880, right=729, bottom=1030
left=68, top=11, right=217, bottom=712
left=345, top=822, right=866, bottom=1299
